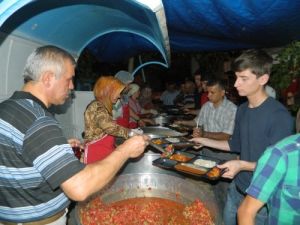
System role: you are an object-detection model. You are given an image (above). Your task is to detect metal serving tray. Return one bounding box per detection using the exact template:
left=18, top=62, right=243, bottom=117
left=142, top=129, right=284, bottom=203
left=142, top=126, right=187, bottom=139
left=152, top=152, right=226, bottom=180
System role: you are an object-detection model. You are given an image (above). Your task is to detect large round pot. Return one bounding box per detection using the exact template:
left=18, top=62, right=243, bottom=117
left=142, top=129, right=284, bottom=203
left=75, top=173, right=222, bottom=225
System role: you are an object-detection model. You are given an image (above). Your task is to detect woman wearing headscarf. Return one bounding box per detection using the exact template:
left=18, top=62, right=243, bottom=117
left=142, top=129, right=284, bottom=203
left=84, top=76, right=131, bottom=163
left=128, top=83, right=156, bottom=128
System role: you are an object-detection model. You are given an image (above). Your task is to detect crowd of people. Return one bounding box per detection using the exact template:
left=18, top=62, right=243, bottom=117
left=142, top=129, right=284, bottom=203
left=0, top=45, right=299, bottom=225
left=190, top=50, right=297, bottom=225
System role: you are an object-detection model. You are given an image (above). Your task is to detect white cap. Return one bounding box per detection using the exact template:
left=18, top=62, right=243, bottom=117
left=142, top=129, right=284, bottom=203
left=127, top=83, right=140, bottom=97
left=114, top=70, right=134, bottom=84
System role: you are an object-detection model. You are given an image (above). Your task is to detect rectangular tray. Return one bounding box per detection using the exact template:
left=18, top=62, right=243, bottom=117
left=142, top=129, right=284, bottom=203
left=152, top=152, right=225, bottom=180
left=150, top=137, right=192, bottom=152
left=152, top=158, right=178, bottom=169
left=151, top=136, right=189, bottom=145
left=169, top=151, right=195, bottom=162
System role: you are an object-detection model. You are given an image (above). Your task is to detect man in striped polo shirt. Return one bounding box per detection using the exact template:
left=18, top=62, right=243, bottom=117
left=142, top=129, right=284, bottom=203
left=0, top=45, right=149, bottom=224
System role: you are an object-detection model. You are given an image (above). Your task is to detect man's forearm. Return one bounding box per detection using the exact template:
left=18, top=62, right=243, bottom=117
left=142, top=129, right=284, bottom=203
left=179, top=120, right=196, bottom=127
left=200, top=138, right=230, bottom=151
left=238, top=195, right=264, bottom=225
left=202, top=131, right=231, bottom=140
left=61, top=145, right=129, bottom=201
left=238, top=211, right=255, bottom=225
left=239, top=160, right=256, bottom=172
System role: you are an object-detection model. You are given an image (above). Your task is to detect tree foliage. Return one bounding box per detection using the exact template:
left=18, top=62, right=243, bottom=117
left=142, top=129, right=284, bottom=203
left=271, top=41, right=300, bottom=91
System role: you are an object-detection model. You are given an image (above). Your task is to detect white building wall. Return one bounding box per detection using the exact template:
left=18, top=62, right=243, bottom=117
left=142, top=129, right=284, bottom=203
left=52, top=91, right=94, bottom=140
left=0, top=33, right=39, bottom=101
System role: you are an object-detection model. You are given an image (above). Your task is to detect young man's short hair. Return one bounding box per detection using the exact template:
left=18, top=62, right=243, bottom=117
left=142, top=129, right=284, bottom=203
left=232, top=49, right=273, bottom=77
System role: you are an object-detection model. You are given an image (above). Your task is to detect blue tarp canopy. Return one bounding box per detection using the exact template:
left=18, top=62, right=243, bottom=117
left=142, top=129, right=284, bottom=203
left=165, top=0, right=300, bottom=52
left=1, top=0, right=300, bottom=64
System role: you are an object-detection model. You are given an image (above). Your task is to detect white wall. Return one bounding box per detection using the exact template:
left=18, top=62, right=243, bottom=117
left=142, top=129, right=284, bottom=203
left=53, top=91, right=94, bottom=140
left=0, top=33, right=39, bottom=101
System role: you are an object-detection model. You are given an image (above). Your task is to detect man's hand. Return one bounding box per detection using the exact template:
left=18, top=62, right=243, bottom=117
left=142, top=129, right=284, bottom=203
left=119, top=135, right=150, bottom=158
left=217, top=160, right=242, bottom=179
left=138, top=119, right=146, bottom=127
left=174, top=120, right=182, bottom=125
left=68, top=138, right=83, bottom=149
left=218, top=160, right=256, bottom=179
left=189, top=137, right=204, bottom=149
left=192, top=127, right=203, bottom=137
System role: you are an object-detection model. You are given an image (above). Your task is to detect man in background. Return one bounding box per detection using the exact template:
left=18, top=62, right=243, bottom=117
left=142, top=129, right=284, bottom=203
left=160, top=81, right=180, bottom=106
left=176, top=77, right=237, bottom=217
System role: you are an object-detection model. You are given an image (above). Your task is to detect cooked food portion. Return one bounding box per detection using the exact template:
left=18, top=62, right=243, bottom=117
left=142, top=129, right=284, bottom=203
left=165, top=144, right=174, bottom=152
left=170, top=154, right=192, bottom=162
left=161, top=144, right=174, bottom=158
left=193, top=159, right=216, bottom=168
left=175, top=163, right=208, bottom=175
left=80, top=197, right=214, bottom=225
left=165, top=137, right=180, bottom=143
left=152, top=138, right=163, bottom=145
left=206, top=166, right=222, bottom=179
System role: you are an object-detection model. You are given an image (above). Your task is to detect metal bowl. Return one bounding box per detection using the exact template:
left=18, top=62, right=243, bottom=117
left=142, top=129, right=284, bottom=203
left=75, top=173, right=222, bottom=225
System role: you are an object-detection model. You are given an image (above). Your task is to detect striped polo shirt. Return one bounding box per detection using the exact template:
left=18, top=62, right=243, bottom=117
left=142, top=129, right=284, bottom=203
left=0, top=91, right=85, bottom=222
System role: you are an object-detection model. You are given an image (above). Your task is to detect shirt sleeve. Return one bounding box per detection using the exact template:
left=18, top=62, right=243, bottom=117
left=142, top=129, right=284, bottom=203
left=194, top=103, right=207, bottom=126
left=246, top=147, right=286, bottom=203
left=98, top=104, right=128, bottom=138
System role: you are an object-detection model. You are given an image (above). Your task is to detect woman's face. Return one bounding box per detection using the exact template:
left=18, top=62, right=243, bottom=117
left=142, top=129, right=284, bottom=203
left=132, top=90, right=140, bottom=100
left=111, top=91, right=121, bottom=104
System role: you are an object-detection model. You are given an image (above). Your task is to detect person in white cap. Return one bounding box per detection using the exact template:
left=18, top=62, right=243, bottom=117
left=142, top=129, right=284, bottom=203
left=127, top=83, right=156, bottom=128
left=113, top=70, right=134, bottom=128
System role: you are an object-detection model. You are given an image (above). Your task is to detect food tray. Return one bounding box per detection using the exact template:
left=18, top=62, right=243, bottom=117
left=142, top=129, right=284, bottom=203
left=152, top=152, right=225, bottom=180
left=168, top=124, right=193, bottom=133
left=151, top=136, right=192, bottom=150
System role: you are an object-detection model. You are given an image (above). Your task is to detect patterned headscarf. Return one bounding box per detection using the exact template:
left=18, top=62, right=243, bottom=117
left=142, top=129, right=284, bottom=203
left=93, top=76, right=125, bottom=114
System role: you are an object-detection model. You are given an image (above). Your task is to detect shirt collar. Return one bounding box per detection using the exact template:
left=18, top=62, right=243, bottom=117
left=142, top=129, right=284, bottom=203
left=10, top=91, right=48, bottom=111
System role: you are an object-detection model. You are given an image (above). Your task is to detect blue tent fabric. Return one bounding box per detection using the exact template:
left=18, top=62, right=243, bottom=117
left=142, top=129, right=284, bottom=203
left=87, top=0, right=300, bottom=60
left=0, top=0, right=170, bottom=65
left=164, top=0, right=300, bottom=52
